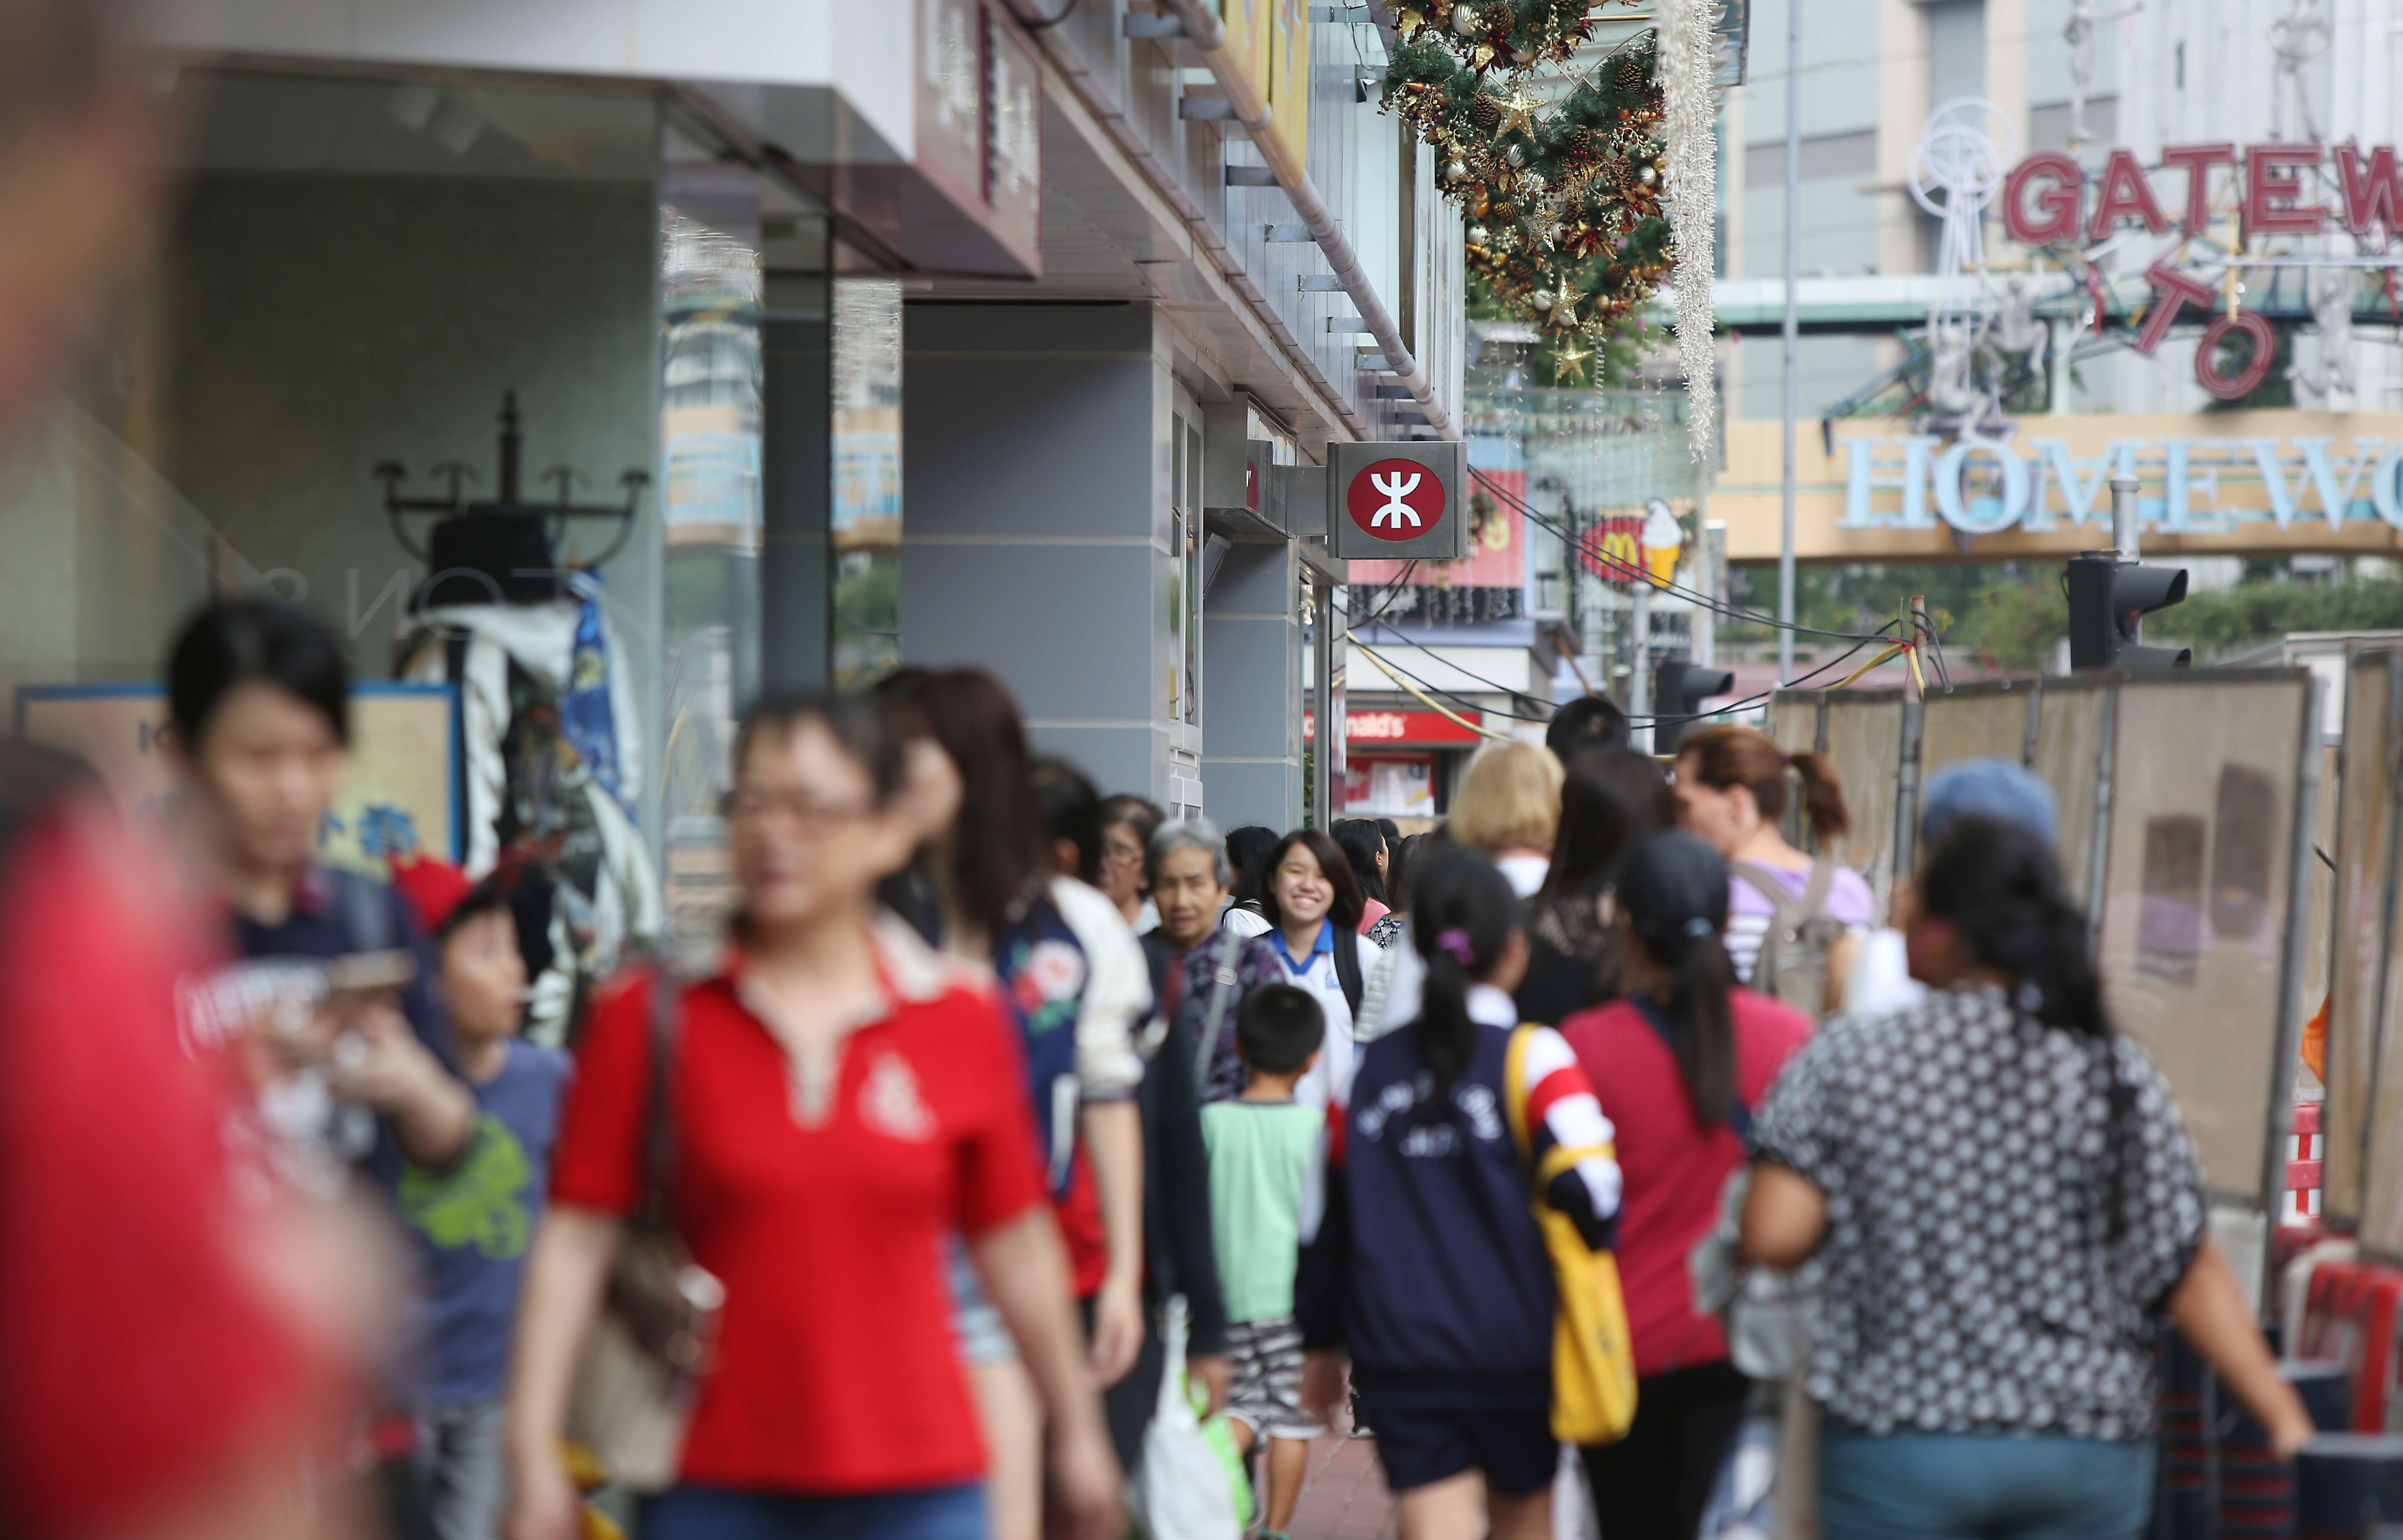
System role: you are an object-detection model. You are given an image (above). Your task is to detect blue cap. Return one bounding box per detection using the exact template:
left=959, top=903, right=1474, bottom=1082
left=1921, top=758, right=2059, bottom=848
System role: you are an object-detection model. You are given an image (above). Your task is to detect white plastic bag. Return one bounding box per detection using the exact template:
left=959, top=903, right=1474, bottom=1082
left=1132, top=1300, right=1240, bottom=1540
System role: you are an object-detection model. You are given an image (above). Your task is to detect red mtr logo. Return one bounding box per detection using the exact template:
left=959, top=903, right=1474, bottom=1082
left=1345, top=457, right=1446, bottom=541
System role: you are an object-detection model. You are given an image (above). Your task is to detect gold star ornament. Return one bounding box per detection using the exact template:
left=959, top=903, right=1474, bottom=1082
left=1543, top=272, right=1582, bottom=329
left=1498, top=86, right=1539, bottom=137
left=1551, top=337, right=1593, bottom=384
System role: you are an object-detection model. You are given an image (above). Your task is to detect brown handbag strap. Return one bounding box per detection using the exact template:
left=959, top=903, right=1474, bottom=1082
left=639, top=969, right=679, bottom=1226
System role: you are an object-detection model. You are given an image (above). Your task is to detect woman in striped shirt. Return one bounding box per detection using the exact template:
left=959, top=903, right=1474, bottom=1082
left=1670, top=726, right=1871, bottom=1008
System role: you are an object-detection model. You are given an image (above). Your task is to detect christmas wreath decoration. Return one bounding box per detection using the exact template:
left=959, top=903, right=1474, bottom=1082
left=1384, top=31, right=1674, bottom=386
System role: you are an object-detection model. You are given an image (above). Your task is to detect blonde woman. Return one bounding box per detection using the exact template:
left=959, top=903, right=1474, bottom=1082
left=1448, top=741, right=1566, bottom=898
left=1360, top=740, right=1565, bottom=1038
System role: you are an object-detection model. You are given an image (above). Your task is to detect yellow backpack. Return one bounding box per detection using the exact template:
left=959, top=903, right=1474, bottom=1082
left=1502, top=1024, right=1639, bottom=1446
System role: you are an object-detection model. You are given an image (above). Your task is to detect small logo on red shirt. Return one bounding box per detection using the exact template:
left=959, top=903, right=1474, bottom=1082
left=1345, top=458, right=1446, bottom=542
left=860, top=1053, right=937, bottom=1142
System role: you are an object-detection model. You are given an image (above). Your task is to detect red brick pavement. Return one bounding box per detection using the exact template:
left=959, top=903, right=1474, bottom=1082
left=1282, top=1412, right=1398, bottom=1540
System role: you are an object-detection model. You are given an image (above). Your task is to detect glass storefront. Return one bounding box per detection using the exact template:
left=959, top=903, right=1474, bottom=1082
left=0, top=66, right=896, bottom=1008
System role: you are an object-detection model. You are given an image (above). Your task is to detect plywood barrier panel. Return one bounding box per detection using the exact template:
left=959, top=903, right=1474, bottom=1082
left=2098, top=674, right=2309, bottom=1204
left=1766, top=693, right=1819, bottom=757
left=1819, top=692, right=1905, bottom=913
left=2033, top=681, right=2110, bottom=914
left=2321, top=656, right=2393, bottom=1228
left=1920, top=680, right=2038, bottom=779
left=2356, top=876, right=2403, bottom=1253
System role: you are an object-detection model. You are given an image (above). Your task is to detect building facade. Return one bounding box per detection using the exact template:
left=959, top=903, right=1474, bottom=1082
left=0, top=0, right=1464, bottom=954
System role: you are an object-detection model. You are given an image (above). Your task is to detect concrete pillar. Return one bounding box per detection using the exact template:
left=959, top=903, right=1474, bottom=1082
left=898, top=301, right=1180, bottom=802
left=1203, top=539, right=1304, bottom=832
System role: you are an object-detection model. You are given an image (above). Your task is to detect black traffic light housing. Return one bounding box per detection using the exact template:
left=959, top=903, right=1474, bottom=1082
left=2066, top=553, right=2190, bottom=672
left=1653, top=660, right=1736, bottom=754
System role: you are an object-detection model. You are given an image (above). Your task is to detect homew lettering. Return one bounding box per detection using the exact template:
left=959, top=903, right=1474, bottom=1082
left=1837, top=432, right=2403, bottom=535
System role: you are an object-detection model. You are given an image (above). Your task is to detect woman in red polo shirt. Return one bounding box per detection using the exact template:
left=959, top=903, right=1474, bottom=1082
left=503, top=694, right=1121, bottom=1540
left=1559, top=832, right=1811, bottom=1540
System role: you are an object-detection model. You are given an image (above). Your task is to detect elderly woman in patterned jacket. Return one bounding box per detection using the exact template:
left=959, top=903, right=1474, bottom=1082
left=1740, top=816, right=2312, bottom=1540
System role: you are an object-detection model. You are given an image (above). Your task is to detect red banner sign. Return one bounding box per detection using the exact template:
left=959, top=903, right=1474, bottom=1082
left=1305, top=708, right=1484, bottom=745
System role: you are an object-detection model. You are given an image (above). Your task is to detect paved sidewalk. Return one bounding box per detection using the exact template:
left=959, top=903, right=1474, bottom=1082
left=1284, top=1410, right=1397, bottom=1540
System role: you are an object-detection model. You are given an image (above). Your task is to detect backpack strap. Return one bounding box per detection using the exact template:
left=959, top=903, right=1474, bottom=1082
left=1193, top=929, right=1242, bottom=1089
left=1730, top=862, right=1798, bottom=918
left=1797, top=859, right=1838, bottom=915
left=1501, top=1024, right=1535, bottom=1164
left=1331, top=928, right=1365, bottom=1018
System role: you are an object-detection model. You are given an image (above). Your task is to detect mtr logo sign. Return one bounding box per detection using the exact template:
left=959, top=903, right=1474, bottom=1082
left=1346, top=459, right=1445, bottom=540
left=1328, top=441, right=1466, bottom=560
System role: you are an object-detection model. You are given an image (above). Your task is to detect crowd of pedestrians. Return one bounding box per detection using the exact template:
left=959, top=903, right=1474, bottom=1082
left=0, top=587, right=2326, bottom=1540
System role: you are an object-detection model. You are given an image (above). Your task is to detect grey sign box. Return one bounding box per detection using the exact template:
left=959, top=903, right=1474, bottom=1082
left=1326, top=440, right=1466, bottom=560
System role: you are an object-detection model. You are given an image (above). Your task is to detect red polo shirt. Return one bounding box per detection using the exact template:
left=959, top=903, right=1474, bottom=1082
left=551, top=938, right=1048, bottom=1494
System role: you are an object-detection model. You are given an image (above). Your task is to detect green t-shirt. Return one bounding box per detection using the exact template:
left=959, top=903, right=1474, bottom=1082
left=1201, top=1099, right=1324, bottom=1324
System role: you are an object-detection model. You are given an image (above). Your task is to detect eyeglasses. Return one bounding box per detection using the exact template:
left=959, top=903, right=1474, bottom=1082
left=725, top=790, right=879, bottom=827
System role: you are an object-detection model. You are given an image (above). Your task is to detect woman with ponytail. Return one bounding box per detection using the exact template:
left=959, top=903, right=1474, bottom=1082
left=1295, top=846, right=1621, bottom=1540
left=1739, top=817, right=2312, bottom=1540
left=1558, top=833, right=1813, bottom=1540
left=1672, top=725, right=1871, bottom=1010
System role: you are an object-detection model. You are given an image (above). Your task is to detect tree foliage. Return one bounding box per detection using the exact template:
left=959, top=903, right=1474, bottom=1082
left=1725, top=564, right=2403, bottom=671
left=2150, top=578, right=2403, bottom=656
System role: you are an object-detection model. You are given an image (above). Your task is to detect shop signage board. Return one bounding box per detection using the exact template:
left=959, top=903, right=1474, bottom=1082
left=895, top=0, right=1041, bottom=277
left=1999, top=141, right=2403, bottom=399
left=1221, top=0, right=1272, bottom=126
left=1328, top=440, right=1467, bottom=559
left=1343, top=756, right=1436, bottom=818
left=1264, top=0, right=1311, bottom=175
left=986, top=13, right=1042, bottom=255
left=1304, top=707, right=1485, bottom=745
left=14, top=682, right=460, bottom=871
left=1709, top=409, right=2403, bottom=561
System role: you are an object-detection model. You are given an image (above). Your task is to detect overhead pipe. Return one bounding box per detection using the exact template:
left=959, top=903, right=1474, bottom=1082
left=1154, top=0, right=1456, bottom=440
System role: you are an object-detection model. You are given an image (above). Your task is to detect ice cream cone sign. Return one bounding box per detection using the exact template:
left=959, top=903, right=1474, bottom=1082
left=1640, top=499, right=1684, bottom=587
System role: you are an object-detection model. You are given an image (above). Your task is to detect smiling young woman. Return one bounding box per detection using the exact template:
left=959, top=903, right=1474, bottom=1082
left=1255, top=828, right=1377, bottom=1111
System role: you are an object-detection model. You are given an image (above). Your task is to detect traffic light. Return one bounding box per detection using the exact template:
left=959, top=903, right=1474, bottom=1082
left=2065, top=553, right=2191, bottom=672
left=1653, top=660, right=1735, bottom=755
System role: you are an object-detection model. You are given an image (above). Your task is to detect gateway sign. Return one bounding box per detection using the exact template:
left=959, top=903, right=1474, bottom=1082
left=1840, top=430, right=2403, bottom=535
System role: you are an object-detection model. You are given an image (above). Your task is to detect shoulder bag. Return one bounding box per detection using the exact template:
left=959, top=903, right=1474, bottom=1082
left=564, top=973, right=725, bottom=1491
left=1502, top=1025, right=1638, bottom=1447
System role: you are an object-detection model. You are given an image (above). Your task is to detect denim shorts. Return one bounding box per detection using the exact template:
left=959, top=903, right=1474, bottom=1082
left=945, top=1237, right=1017, bottom=1365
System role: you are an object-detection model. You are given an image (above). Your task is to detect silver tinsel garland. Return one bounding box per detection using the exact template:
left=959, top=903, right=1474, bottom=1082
left=1657, top=0, right=1720, bottom=461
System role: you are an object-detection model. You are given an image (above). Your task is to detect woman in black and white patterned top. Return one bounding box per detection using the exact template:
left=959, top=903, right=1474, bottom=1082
left=1740, top=816, right=2312, bottom=1540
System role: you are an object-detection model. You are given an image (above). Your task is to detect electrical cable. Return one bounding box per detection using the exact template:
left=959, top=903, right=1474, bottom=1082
left=1351, top=648, right=1521, bottom=742
left=1352, top=616, right=1559, bottom=712
left=1467, top=469, right=1898, bottom=642
left=1618, top=622, right=1906, bottom=725
left=1344, top=640, right=1557, bottom=721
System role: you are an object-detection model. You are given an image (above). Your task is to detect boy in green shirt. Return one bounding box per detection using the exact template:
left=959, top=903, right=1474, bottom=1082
left=1201, top=981, right=1329, bottom=1540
